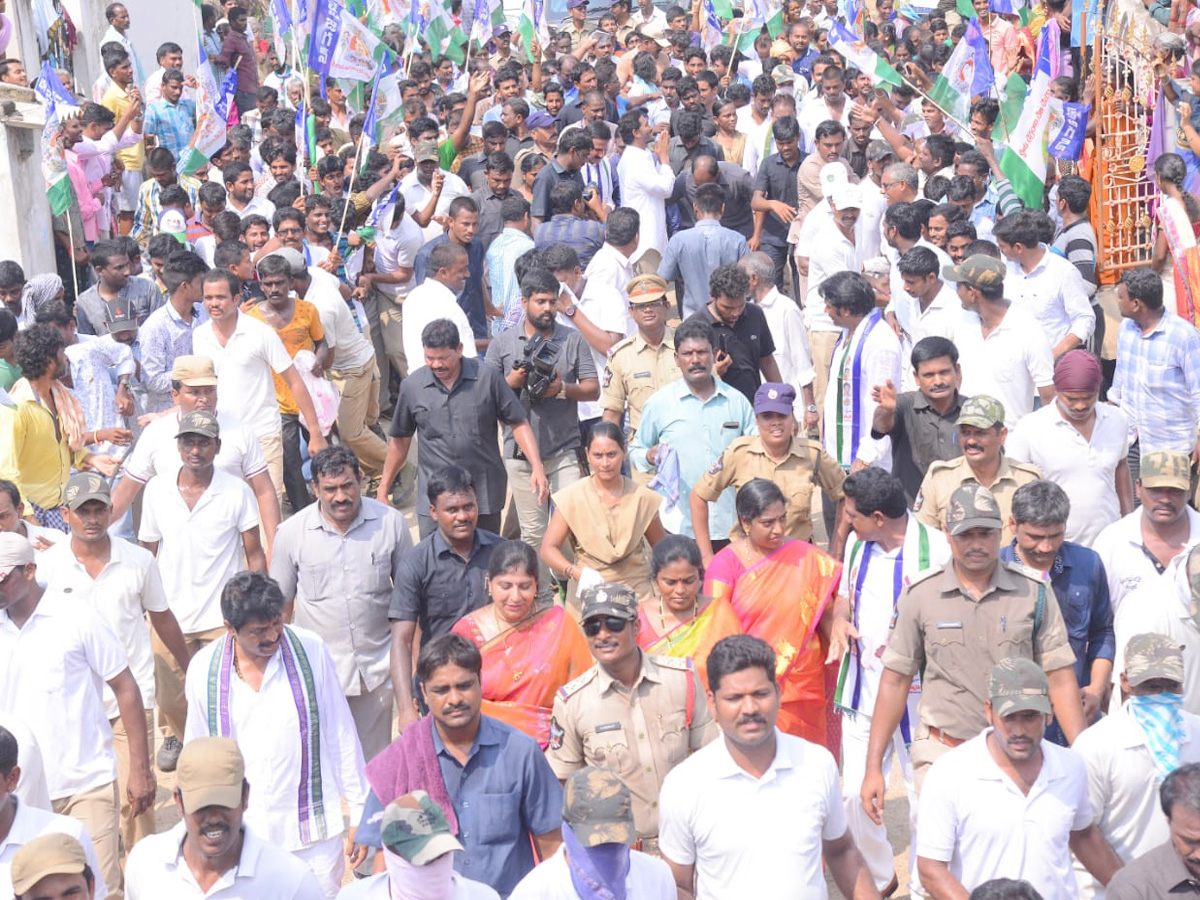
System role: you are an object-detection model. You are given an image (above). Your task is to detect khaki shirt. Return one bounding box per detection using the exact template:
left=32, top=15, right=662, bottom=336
left=881, top=560, right=1077, bottom=741
left=561, top=20, right=589, bottom=51
left=692, top=435, right=846, bottom=541
left=913, top=455, right=1041, bottom=544
left=600, top=328, right=681, bottom=437
left=547, top=652, right=718, bottom=837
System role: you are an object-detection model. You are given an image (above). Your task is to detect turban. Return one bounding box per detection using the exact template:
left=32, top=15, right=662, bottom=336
left=1052, top=349, right=1102, bottom=393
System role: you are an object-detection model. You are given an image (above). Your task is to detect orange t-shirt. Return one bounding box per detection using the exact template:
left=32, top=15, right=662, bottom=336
left=241, top=297, right=324, bottom=415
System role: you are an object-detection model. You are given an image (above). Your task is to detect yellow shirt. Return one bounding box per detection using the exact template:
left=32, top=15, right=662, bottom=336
left=0, top=379, right=90, bottom=510
left=102, top=83, right=145, bottom=171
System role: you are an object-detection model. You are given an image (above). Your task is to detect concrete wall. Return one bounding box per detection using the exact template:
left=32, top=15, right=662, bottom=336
left=0, top=101, right=57, bottom=274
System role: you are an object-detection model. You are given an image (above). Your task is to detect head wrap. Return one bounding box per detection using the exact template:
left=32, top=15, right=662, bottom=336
left=381, top=845, right=455, bottom=900
left=562, top=822, right=631, bottom=900
left=20, top=274, right=64, bottom=325
left=1052, top=349, right=1102, bottom=393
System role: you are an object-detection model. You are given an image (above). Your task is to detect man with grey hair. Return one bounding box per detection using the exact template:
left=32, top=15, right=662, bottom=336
left=1000, top=480, right=1114, bottom=745
left=741, top=251, right=816, bottom=428
left=1107, top=762, right=1200, bottom=899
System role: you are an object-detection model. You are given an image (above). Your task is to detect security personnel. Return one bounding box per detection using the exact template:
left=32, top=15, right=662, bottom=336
left=690, top=382, right=846, bottom=562
left=859, top=483, right=1084, bottom=828
left=913, top=395, right=1040, bottom=545
left=547, top=583, right=717, bottom=854
left=600, top=275, right=682, bottom=445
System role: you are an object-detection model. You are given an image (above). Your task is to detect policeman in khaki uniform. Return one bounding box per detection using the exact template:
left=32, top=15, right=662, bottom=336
left=599, top=275, right=682, bottom=446
left=859, top=483, right=1084, bottom=826
left=913, top=395, right=1041, bottom=545
left=690, top=382, right=846, bottom=561
left=547, top=583, right=717, bottom=855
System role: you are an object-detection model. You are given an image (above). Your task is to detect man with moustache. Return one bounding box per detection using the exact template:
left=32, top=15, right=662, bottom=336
left=123, top=738, right=324, bottom=899
left=916, top=659, right=1122, bottom=899
left=1107, top=763, right=1200, bottom=900
left=185, top=572, right=368, bottom=899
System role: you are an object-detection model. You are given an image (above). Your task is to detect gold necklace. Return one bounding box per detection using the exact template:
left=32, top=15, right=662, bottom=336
left=490, top=603, right=539, bottom=682
left=657, top=596, right=698, bottom=649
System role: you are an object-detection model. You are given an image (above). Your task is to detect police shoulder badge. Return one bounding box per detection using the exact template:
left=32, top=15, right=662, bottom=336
left=549, top=716, right=565, bottom=751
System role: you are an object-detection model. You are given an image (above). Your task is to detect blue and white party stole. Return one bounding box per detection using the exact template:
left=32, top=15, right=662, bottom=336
left=834, top=309, right=882, bottom=466
left=207, top=626, right=328, bottom=843
left=834, top=521, right=931, bottom=742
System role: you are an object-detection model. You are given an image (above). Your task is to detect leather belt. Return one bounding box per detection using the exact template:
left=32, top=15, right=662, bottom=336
left=927, top=726, right=965, bottom=748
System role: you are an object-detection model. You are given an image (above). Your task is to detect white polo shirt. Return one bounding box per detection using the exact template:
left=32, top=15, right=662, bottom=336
left=372, top=212, right=425, bottom=301
left=38, top=538, right=168, bottom=719
left=1091, top=507, right=1200, bottom=614
left=949, top=304, right=1055, bottom=428
left=138, top=468, right=260, bottom=633
left=194, top=312, right=295, bottom=441
left=917, top=731, right=1092, bottom=900
left=341, top=870, right=499, bottom=900
left=658, top=730, right=847, bottom=900
left=0, top=800, right=108, bottom=900
left=1004, top=246, right=1095, bottom=347
left=1072, top=702, right=1200, bottom=899
left=123, top=409, right=269, bottom=486
left=1006, top=402, right=1131, bottom=547
left=303, top=267, right=375, bottom=371
left=0, top=714, right=51, bottom=810
left=125, top=821, right=324, bottom=900
left=509, top=845, right=674, bottom=899
left=401, top=278, right=479, bottom=374
left=0, top=590, right=129, bottom=799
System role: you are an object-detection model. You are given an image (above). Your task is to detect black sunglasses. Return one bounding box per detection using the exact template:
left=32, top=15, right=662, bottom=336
left=582, top=616, right=630, bottom=637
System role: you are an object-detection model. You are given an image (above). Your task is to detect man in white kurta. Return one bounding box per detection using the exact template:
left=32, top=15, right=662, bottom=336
left=184, top=572, right=368, bottom=900
left=615, top=112, right=675, bottom=270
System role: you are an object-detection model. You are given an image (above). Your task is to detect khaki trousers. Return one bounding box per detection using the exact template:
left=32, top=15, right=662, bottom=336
left=347, top=679, right=394, bottom=762
left=329, top=360, right=389, bottom=477
left=375, top=289, right=408, bottom=382
left=152, top=626, right=226, bottom=740
left=110, top=710, right=156, bottom=853
left=259, top=430, right=286, bottom=510
left=53, top=780, right=122, bottom=900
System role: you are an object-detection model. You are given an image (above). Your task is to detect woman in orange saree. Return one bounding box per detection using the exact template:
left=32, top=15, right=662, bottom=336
left=451, top=540, right=592, bottom=748
left=636, top=535, right=742, bottom=690
left=702, top=479, right=842, bottom=745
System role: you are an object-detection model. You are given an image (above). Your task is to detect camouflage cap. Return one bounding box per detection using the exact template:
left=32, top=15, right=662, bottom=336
left=942, top=254, right=1007, bottom=290
left=579, top=582, right=638, bottom=621
left=381, top=791, right=464, bottom=866
left=989, top=657, right=1051, bottom=718
left=562, top=767, right=636, bottom=848
left=177, top=409, right=220, bottom=439
left=956, top=395, right=1006, bottom=430
left=945, top=483, right=1002, bottom=536
left=64, top=472, right=111, bottom=510
left=1140, top=450, right=1191, bottom=491
left=1124, top=632, right=1186, bottom=687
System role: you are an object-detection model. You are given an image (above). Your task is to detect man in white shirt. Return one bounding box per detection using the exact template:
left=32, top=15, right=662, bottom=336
left=359, top=197, right=423, bottom=389
left=658, top=635, right=876, bottom=900
left=223, top=162, right=276, bottom=221
left=1092, top=451, right=1200, bottom=614
left=615, top=110, right=674, bottom=271
left=41, top=474, right=190, bottom=856
left=193, top=269, right=328, bottom=503
left=1074, top=633, right=1200, bottom=900
left=820, top=270, right=901, bottom=472
left=138, top=411, right=266, bottom=745
left=994, top=210, right=1095, bottom=357
left=0, top=533, right=154, bottom=900
left=916, top=658, right=1122, bottom=900
left=1006, top=349, right=1133, bottom=547
left=742, top=251, right=817, bottom=427
left=944, top=253, right=1055, bottom=428
left=0, top=730, right=108, bottom=900
left=401, top=142, right=470, bottom=243
left=511, top=769, right=674, bottom=899
left=125, top=738, right=323, bottom=900
left=339, top=792, right=498, bottom=900
left=890, top=246, right=961, bottom=391
left=185, top=573, right=369, bottom=899
left=829, top=468, right=950, bottom=895
left=401, top=243, right=478, bottom=376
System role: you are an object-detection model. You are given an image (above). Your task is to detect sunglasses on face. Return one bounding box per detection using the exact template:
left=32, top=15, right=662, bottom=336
left=582, top=616, right=630, bottom=637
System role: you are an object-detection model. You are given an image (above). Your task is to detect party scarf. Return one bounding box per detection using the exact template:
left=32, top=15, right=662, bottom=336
left=562, top=822, right=630, bottom=900
left=382, top=847, right=455, bottom=900
left=1127, top=693, right=1186, bottom=780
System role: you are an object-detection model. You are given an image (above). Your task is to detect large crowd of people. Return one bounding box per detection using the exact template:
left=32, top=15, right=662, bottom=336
left=1, top=0, right=1199, bottom=898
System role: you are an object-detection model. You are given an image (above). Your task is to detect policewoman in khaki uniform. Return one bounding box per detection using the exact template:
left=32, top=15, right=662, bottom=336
left=858, top=483, right=1084, bottom=826
left=546, top=583, right=718, bottom=855
left=690, top=382, right=846, bottom=562
left=913, top=395, right=1041, bottom=545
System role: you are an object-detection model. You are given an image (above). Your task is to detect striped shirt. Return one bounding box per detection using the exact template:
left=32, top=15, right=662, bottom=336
left=1112, top=310, right=1200, bottom=453
left=1052, top=219, right=1098, bottom=298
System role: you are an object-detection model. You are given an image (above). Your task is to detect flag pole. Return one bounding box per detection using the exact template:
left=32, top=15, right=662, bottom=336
left=333, top=132, right=368, bottom=246
left=63, top=208, right=81, bottom=305
left=896, top=73, right=976, bottom=139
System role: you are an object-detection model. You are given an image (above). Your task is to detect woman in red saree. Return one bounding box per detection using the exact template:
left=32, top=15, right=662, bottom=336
left=703, top=479, right=842, bottom=745
left=451, top=540, right=592, bottom=748
left=636, top=534, right=741, bottom=691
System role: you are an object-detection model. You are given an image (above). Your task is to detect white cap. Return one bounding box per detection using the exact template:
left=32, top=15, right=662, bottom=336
left=818, top=162, right=850, bottom=198
left=0, top=532, right=35, bottom=577
left=831, top=182, right=864, bottom=210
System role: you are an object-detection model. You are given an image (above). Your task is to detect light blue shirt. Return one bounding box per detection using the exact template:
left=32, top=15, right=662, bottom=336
left=630, top=378, right=757, bottom=537
left=659, top=219, right=751, bottom=318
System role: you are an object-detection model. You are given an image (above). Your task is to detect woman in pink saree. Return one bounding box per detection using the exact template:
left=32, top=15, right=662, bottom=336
left=1153, top=153, right=1200, bottom=327
left=451, top=540, right=591, bottom=748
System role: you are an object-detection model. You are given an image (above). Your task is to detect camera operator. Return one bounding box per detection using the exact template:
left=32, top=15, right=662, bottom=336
left=485, top=266, right=600, bottom=598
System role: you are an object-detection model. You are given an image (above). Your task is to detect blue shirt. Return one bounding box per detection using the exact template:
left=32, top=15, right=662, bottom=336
left=356, top=716, right=562, bottom=898
left=533, top=214, right=607, bottom=269
left=630, top=378, right=757, bottom=537
left=659, top=219, right=752, bottom=318
left=1000, top=541, right=1115, bottom=745
left=1112, top=310, right=1200, bottom=454
left=143, top=97, right=197, bottom=162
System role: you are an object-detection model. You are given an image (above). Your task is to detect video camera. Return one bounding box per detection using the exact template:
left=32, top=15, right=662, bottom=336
left=513, top=332, right=561, bottom=399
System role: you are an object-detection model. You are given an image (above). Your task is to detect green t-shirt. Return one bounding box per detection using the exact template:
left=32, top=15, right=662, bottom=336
left=0, top=359, right=20, bottom=391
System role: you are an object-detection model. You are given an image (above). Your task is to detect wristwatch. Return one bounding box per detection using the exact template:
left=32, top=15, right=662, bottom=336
left=563, top=304, right=578, bottom=318
left=806, top=404, right=818, bottom=413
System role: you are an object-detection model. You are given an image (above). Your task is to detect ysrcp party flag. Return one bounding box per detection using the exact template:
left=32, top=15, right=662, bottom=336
left=179, top=38, right=227, bottom=176
left=1047, top=99, right=1088, bottom=160
left=828, top=21, right=902, bottom=88
left=927, top=18, right=993, bottom=123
